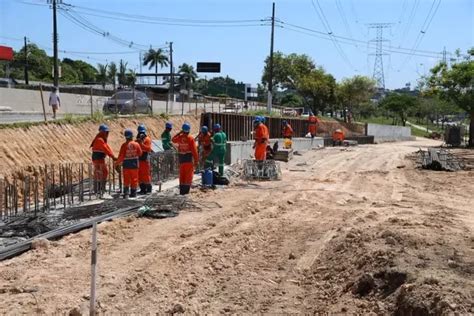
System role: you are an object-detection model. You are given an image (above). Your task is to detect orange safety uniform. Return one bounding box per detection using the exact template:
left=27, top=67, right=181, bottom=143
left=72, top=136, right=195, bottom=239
left=254, top=123, right=269, bottom=161
left=196, top=131, right=212, bottom=165
left=90, top=133, right=114, bottom=181
left=116, top=140, right=142, bottom=191
left=172, top=132, right=199, bottom=194
left=308, top=115, right=319, bottom=137
left=138, top=135, right=152, bottom=186
left=332, top=130, right=345, bottom=142
left=282, top=124, right=293, bottom=138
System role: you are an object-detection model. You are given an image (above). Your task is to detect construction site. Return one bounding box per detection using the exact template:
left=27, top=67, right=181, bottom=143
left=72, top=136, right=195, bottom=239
left=0, top=110, right=472, bottom=315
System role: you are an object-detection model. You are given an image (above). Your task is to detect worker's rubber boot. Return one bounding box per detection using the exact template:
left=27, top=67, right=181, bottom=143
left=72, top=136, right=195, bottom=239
left=138, top=183, right=147, bottom=195
left=179, top=185, right=190, bottom=195
left=146, top=184, right=153, bottom=194
left=101, top=181, right=107, bottom=193
left=123, top=187, right=129, bottom=199
left=93, top=180, right=99, bottom=194
left=130, top=188, right=137, bottom=198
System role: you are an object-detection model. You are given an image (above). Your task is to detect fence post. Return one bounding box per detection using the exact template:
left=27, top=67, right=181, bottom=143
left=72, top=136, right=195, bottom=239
left=195, top=99, right=198, bottom=116
left=90, top=87, right=94, bottom=117
left=39, top=84, right=47, bottom=122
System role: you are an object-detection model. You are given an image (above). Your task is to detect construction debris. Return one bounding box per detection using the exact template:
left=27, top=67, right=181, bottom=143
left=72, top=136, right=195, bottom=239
left=418, top=148, right=464, bottom=171
left=242, top=160, right=282, bottom=181
left=274, top=149, right=294, bottom=162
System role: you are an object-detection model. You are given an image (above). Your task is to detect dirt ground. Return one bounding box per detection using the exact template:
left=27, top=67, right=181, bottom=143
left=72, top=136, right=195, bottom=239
left=0, top=139, right=473, bottom=314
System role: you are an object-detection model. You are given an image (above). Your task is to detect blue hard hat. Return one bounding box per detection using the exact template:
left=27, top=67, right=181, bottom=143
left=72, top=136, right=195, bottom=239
left=201, top=126, right=208, bottom=133
left=124, top=129, right=133, bottom=139
left=261, top=116, right=266, bottom=123
left=213, top=123, right=221, bottom=131
left=182, top=122, right=191, bottom=133
left=282, top=120, right=287, bottom=125
left=165, top=122, right=172, bottom=129
left=254, top=116, right=262, bottom=124
left=137, top=124, right=146, bottom=133
left=99, top=124, right=109, bottom=132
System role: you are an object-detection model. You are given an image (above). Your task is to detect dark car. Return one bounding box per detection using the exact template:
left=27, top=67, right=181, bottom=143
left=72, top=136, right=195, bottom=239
left=103, top=90, right=151, bottom=114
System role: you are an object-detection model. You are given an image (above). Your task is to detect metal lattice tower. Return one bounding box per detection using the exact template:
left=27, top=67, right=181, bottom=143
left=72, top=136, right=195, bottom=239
left=367, top=23, right=392, bottom=90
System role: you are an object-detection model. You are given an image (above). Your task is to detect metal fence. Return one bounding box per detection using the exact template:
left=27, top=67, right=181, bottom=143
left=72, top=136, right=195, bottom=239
left=0, top=151, right=180, bottom=221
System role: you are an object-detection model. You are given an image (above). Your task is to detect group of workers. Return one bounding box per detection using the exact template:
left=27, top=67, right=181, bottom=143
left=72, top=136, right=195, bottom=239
left=90, top=113, right=344, bottom=198
left=90, top=121, right=228, bottom=197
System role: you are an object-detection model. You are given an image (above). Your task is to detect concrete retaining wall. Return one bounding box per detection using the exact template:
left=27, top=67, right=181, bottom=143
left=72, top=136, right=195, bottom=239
left=225, top=137, right=324, bottom=164
left=366, top=123, right=414, bottom=143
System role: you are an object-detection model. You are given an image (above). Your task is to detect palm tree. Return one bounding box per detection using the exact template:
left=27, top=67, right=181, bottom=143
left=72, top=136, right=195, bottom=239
left=126, top=69, right=137, bottom=87
left=178, top=63, right=197, bottom=101
left=108, top=62, right=117, bottom=90
left=118, top=59, right=128, bottom=86
left=96, top=63, right=108, bottom=89
left=142, top=48, right=169, bottom=85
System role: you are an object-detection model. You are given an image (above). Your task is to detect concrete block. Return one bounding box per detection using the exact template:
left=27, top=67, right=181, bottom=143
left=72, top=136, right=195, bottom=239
left=366, top=123, right=413, bottom=143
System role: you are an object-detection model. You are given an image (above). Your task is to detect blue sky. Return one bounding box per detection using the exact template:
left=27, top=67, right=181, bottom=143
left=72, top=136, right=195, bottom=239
left=1, top=0, right=473, bottom=89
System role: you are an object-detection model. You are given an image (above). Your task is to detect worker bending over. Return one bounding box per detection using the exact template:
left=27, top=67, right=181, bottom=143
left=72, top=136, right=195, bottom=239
left=332, top=128, right=345, bottom=146
left=253, top=116, right=269, bottom=161
left=205, top=123, right=227, bottom=176
left=115, top=129, right=142, bottom=198
left=308, top=114, right=320, bottom=138
left=90, top=124, right=116, bottom=193
left=282, top=120, right=293, bottom=139
left=172, top=123, right=199, bottom=195
left=196, top=125, right=212, bottom=169
left=137, top=124, right=152, bottom=194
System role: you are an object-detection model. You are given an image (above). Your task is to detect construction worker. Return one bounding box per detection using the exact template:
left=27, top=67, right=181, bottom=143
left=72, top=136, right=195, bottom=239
left=161, top=122, right=173, bottom=151
left=308, top=114, right=320, bottom=138
left=115, top=129, right=142, bottom=198
left=137, top=124, right=152, bottom=194
left=195, top=125, right=212, bottom=169
left=253, top=116, right=269, bottom=161
left=332, top=128, right=345, bottom=146
left=172, top=122, right=199, bottom=195
left=205, top=123, right=227, bottom=176
left=282, top=120, right=294, bottom=139
left=90, top=124, right=116, bottom=193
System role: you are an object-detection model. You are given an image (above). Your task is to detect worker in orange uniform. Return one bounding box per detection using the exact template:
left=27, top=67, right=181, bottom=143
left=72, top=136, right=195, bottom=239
left=308, top=113, right=320, bottom=138
left=253, top=116, right=269, bottom=161
left=90, top=124, right=116, bottom=193
left=282, top=120, right=294, bottom=139
left=136, top=124, right=152, bottom=195
left=332, top=128, right=345, bottom=146
left=115, top=129, right=142, bottom=198
left=172, top=122, right=199, bottom=195
left=195, top=125, right=212, bottom=170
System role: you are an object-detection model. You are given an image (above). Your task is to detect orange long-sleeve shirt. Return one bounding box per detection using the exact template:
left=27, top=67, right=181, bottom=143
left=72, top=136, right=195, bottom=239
left=254, top=124, right=269, bottom=144
left=282, top=124, right=293, bottom=137
left=91, top=134, right=114, bottom=162
left=172, top=133, right=199, bottom=164
left=138, top=135, right=152, bottom=161
left=116, top=140, right=142, bottom=169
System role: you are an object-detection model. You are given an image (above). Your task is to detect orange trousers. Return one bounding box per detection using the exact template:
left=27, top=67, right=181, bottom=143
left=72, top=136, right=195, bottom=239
left=138, top=160, right=151, bottom=184
left=179, top=162, right=194, bottom=186
left=255, top=143, right=267, bottom=161
left=123, top=168, right=139, bottom=189
left=93, top=161, right=108, bottom=181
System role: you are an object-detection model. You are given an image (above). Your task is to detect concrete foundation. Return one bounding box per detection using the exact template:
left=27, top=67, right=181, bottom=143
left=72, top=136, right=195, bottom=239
left=366, top=123, right=414, bottom=143
left=225, top=137, right=324, bottom=164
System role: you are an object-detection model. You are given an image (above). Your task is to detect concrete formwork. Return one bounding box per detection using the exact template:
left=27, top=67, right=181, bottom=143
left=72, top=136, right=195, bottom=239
left=366, top=123, right=414, bottom=143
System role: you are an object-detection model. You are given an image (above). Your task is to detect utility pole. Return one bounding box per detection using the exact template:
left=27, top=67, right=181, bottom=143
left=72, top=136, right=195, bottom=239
left=50, top=0, right=61, bottom=88
left=169, top=41, right=174, bottom=104
left=442, top=46, right=447, bottom=65
left=24, top=36, right=29, bottom=85
left=139, top=50, right=143, bottom=85
left=367, top=23, right=392, bottom=90
left=267, top=2, right=275, bottom=113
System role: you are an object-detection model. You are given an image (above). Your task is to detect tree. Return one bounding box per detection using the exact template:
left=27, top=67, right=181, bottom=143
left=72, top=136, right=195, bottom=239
left=380, top=93, right=418, bottom=126
left=96, top=63, right=108, bottom=89
left=108, top=62, right=117, bottom=90
left=117, top=60, right=128, bottom=86
left=142, top=48, right=169, bottom=85
left=62, top=58, right=97, bottom=83
left=297, top=68, right=336, bottom=114
left=337, top=76, right=377, bottom=121
left=262, top=52, right=315, bottom=90
left=126, top=69, right=137, bottom=87
left=426, top=49, right=474, bottom=145
left=9, top=44, right=52, bottom=82
left=281, top=93, right=304, bottom=107
left=60, top=62, right=81, bottom=84
left=178, top=63, right=197, bottom=101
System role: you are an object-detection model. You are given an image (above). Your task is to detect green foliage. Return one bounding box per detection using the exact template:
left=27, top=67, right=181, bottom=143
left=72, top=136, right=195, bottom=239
left=118, top=60, right=128, bottom=86
left=108, top=62, right=117, bottom=89
left=280, top=93, right=304, bottom=107
left=142, top=48, right=169, bottom=84
left=96, top=63, right=108, bottom=88
left=62, top=58, right=97, bottom=83
left=379, top=93, right=418, bottom=126
left=60, top=63, right=81, bottom=84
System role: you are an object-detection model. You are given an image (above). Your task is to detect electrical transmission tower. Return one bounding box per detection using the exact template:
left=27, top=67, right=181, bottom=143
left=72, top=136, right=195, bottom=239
left=367, top=23, right=392, bottom=90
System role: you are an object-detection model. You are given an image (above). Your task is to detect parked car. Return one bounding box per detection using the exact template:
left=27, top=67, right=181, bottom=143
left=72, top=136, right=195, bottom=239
left=103, top=90, right=151, bottom=114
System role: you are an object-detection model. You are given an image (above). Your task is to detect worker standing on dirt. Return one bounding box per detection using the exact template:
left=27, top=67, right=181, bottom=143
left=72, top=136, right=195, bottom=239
left=332, top=128, right=345, bottom=146
left=90, top=124, right=116, bottom=193
left=136, top=124, right=152, bottom=194
left=205, top=123, right=227, bottom=176
left=282, top=120, right=294, bottom=139
left=161, top=122, right=174, bottom=151
left=172, top=122, right=199, bottom=195
left=115, top=129, right=142, bottom=198
left=195, top=125, right=212, bottom=169
left=253, top=116, right=269, bottom=161
left=308, top=114, right=320, bottom=138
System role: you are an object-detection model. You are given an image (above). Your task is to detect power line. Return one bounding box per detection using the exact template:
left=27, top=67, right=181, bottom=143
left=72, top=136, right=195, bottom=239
left=398, top=0, right=420, bottom=47
left=335, top=0, right=353, bottom=39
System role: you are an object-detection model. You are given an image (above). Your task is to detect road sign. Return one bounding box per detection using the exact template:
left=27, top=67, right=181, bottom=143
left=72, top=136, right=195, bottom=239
left=0, top=46, right=13, bottom=61
left=196, top=62, right=221, bottom=73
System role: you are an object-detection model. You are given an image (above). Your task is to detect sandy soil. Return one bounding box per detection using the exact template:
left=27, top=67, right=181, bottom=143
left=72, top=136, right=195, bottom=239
left=0, top=115, right=200, bottom=176
left=0, top=139, right=472, bottom=314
